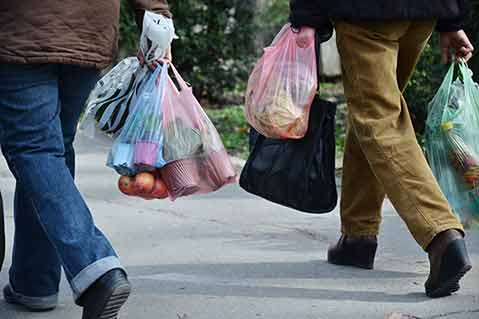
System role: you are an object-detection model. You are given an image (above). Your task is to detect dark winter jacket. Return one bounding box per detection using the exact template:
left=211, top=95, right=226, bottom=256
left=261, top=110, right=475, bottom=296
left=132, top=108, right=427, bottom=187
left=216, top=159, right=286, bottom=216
left=0, top=0, right=171, bottom=69
left=290, top=0, right=470, bottom=42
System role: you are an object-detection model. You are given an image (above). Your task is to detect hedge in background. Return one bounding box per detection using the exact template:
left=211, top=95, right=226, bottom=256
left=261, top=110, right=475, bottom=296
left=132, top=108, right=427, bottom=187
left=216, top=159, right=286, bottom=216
left=119, top=0, right=256, bottom=105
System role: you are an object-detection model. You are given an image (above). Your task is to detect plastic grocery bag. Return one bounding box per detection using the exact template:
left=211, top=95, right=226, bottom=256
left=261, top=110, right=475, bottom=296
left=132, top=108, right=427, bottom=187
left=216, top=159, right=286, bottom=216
left=158, top=63, right=236, bottom=200
left=240, top=96, right=337, bottom=213
left=107, top=64, right=169, bottom=176
left=82, top=57, right=145, bottom=137
left=139, top=11, right=177, bottom=65
left=245, top=23, right=317, bottom=139
left=425, top=61, right=479, bottom=227
left=81, top=11, right=176, bottom=138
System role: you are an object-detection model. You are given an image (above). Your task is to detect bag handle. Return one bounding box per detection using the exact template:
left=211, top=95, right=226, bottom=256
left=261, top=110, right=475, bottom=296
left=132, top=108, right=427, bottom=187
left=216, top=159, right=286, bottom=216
left=168, top=62, right=190, bottom=91
left=153, top=63, right=169, bottom=107
left=458, top=59, right=479, bottom=124
left=428, top=62, right=455, bottom=113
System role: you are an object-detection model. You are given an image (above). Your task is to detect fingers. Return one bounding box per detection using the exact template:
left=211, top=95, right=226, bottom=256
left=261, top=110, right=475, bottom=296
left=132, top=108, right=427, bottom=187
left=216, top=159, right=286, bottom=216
left=148, top=60, right=160, bottom=71
left=137, top=51, right=145, bottom=66
left=295, top=27, right=315, bottom=48
left=456, top=45, right=474, bottom=62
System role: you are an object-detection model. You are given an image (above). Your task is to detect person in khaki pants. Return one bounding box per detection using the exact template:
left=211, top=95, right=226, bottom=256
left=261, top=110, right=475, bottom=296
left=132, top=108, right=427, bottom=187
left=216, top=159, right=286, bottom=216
left=290, top=0, right=474, bottom=298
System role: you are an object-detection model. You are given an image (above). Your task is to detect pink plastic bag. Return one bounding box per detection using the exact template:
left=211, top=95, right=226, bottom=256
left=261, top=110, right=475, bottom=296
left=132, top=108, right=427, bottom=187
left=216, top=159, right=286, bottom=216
left=245, top=24, right=318, bottom=139
left=158, top=63, right=237, bottom=200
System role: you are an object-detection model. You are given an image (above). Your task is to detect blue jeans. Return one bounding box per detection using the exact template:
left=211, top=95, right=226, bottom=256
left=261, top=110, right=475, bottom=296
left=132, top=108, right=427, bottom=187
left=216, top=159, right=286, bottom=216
left=0, top=63, right=124, bottom=302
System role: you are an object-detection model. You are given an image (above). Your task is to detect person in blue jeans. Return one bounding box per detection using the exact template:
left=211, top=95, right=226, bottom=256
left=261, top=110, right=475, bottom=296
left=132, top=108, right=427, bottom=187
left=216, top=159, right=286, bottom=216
left=0, top=1, right=172, bottom=318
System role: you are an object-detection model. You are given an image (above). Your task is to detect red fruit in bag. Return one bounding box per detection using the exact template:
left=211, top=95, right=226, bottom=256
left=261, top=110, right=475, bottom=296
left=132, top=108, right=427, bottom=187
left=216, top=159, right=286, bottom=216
left=118, top=176, right=135, bottom=195
left=133, top=172, right=155, bottom=194
left=151, top=177, right=169, bottom=199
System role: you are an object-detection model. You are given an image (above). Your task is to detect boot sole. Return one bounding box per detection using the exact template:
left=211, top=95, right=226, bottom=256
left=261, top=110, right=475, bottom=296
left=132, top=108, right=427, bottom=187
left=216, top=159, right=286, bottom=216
left=83, top=281, right=131, bottom=319
left=327, top=254, right=374, bottom=270
left=426, top=264, right=472, bottom=298
left=327, top=243, right=377, bottom=270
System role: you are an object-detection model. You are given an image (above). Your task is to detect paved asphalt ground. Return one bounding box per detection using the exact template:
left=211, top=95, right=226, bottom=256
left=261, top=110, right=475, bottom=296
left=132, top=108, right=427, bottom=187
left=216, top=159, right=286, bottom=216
left=0, top=134, right=478, bottom=319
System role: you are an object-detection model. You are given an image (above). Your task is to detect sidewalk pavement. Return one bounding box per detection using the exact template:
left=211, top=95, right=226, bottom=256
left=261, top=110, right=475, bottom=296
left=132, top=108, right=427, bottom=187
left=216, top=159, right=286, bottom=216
left=0, top=134, right=478, bottom=319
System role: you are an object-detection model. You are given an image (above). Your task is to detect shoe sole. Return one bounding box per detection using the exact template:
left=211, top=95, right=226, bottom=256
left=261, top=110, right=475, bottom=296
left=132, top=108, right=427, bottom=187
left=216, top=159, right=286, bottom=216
left=83, top=281, right=131, bottom=319
left=427, top=264, right=472, bottom=298
left=99, top=283, right=131, bottom=319
left=328, top=248, right=376, bottom=270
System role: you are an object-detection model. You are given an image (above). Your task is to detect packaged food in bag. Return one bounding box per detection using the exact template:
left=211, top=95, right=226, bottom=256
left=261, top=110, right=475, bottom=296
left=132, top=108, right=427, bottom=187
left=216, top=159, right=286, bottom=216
left=425, top=62, right=479, bottom=226
left=245, top=24, right=317, bottom=139
left=107, top=65, right=168, bottom=176
left=158, top=63, right=236, bottom=200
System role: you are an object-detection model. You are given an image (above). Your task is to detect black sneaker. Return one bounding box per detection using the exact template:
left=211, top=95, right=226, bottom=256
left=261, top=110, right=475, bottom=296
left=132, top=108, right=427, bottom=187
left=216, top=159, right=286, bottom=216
left=79, top=269, right=131, bottom=319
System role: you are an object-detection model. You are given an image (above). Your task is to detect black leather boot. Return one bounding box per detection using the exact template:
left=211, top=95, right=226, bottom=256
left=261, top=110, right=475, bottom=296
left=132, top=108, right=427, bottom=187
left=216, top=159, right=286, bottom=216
left=425, top=229, right=472, bottom=298
left=327, top=235, right=378, bottom=269
left=79, top=269, right=131, bottom=319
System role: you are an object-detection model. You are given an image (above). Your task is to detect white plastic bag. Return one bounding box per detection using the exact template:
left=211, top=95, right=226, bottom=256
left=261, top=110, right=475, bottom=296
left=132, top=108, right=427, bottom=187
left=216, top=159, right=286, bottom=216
left=139, top=11, right=177, bottom=65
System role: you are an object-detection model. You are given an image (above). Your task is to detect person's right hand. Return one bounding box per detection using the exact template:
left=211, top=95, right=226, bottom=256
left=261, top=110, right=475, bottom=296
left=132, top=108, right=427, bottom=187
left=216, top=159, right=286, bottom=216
left=295, top=26, right=315, bottom=48
left=439, top=30, right=474, bottom=64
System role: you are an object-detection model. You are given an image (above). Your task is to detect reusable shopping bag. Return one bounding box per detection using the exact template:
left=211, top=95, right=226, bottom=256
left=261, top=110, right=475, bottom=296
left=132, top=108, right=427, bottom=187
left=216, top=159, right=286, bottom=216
left=240, top=96, right=338, bottom=213
left=245, top=23, right=318, bottom=139
left=425, top=61, right=479, bottom=227
left=158, top=63, right=237, bottom=200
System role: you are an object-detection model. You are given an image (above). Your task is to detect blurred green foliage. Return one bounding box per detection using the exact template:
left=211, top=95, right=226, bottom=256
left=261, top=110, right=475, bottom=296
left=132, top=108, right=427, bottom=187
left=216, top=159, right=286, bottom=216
left=206, top=106, right=250, bottom=158
left=119, top=0, right=256, bottom=105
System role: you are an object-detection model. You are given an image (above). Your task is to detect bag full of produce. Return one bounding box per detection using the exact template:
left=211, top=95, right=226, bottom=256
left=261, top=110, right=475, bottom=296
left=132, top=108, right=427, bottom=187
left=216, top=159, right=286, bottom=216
left=425, top=61, right=479, bottom=227
left=245, top=23, right=317, bottom=139
left=158, top=63, right=236, bottom=200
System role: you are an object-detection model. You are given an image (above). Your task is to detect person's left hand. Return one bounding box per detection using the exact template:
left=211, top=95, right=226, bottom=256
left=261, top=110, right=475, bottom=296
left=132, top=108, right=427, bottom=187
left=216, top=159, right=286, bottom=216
left=439, top=30, right=474, bottom=64
left=137, top=46, right=173, bottom=70
left=295, top=26, right=315, bottom=48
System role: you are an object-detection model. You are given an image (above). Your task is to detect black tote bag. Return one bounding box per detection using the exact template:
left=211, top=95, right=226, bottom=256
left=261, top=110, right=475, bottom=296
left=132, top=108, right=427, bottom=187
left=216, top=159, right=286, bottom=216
left=239, top=95, right=338, bottom=213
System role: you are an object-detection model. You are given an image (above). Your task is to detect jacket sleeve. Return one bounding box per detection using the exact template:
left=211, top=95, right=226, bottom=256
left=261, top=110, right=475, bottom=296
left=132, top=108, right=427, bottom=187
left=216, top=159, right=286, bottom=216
left=127, top=0, right=172, bottom=29
left=289, top=0, right=333, bottom=42
left=436, top=0, right=469, bottom=32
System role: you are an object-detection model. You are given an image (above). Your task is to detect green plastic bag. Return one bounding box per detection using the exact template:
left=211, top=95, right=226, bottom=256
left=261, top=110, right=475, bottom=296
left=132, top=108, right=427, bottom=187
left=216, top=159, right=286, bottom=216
left=425, top=61, right=479, bottom=228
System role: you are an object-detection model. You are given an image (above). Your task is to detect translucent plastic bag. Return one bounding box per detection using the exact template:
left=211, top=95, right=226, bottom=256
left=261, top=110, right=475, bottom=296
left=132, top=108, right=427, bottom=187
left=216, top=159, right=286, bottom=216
left=139, top=11, right=177, bottom=65
left=425, top=62, right=479, bottom=227
left=81, top=57, right=145, bottom=137
left=158, top=63, right=236, bottom=200
left=81, top=11, right=176, bottom=139
left=107, top=64, right=168, bottom=176
left=245, top=24, right=317, bottom=139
